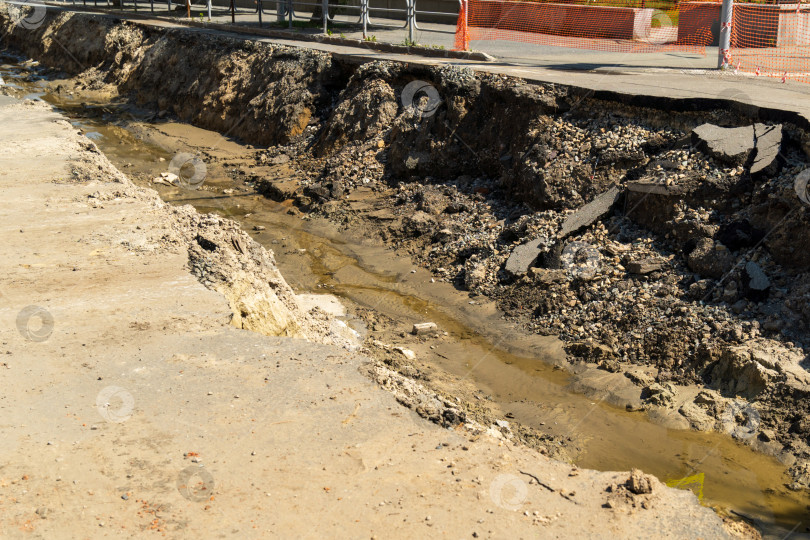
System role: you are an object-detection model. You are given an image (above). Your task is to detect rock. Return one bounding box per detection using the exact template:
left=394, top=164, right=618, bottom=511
left=625, top=370, right=654, bottom=387
left=567, top=339, right=616, bottom=361
left=394, top=347, right=416, bottom=360
left=433, top=228, right=454, bottom=244
left=641, top=382, right=675, bottom=407
left=626, top=258, right=663, bottom=275
left=687, top=279, right=715, bottom=300
left=691, top=122, right=782, bottom=175
left=758, top=429, right=775, bottom=442
left=678, top=401, right=715, bottom=431
left=269, top=154, right=290, bottom=165
left=403, top=211, right=436, bottom=237
left=153, top=172, right=179, bottom=186
left=751, top=123, right=783, bottom=176
left=557, top=186, right=622, bottom=239
left=627, top=469, right=653, bottom=495
left=412, top=322, right=438, bottom=336
left=529, top=267, right=567, bottom=285
left=705, top=345, right=774, bottom=399
left=495, top=419, right=510, bottom=429
left=414, top=188, right=448, bottom=215
left=692, top=124, right=756, bottom=166
left=366, top=209, right=397, bottom=221
left=504, top=237, right=546, bottom=276
left=255, top=178, right=300, bottom=201
left=626, top=180, right=683, bottom=195
left=464, top=259, right=488, bottom=291
left=687, top=238, right=734, bottom=279
left=694, top=390, right=720, bottom=407
left=721, top=280, right=739, bottom=303
left=742, top=261, right=770, bottom=300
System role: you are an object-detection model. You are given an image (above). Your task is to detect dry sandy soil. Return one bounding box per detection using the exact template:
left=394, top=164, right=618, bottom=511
left=0, top=95, right=743, bottom=537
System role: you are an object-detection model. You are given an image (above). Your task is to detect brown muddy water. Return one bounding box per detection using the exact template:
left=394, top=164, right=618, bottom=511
left=2, top=58, right=808, bottom=537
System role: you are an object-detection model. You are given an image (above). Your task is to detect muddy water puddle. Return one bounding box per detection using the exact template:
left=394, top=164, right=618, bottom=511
left=3, top=58, right=808, bottom=535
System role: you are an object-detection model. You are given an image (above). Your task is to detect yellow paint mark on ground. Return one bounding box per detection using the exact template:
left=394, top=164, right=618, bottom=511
left=666, top=472, right=705, bottom=501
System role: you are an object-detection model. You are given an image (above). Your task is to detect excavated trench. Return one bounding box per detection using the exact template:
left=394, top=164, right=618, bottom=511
left=3, top=7, right=810, bottom=536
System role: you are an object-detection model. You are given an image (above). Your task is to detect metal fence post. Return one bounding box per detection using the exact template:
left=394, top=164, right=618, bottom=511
left=718, top=0, right=733, bottom=68
left=287, top=0, right=292, bottom=28
left=258, top=0, right=263, bottom=27
left=207, top=0, right=211, bottom=19
left=407, top=0, right=414, bottom=43
left=168, top=0, right=172, bottom=14
left=361, top=0, right=367, bottom=38
left=322, top=0, right=327, bottom=33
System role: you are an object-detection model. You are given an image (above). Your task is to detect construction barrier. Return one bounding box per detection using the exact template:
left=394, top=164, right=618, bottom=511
left=728, top=3, right=810, bottom=83
left=454, top=0, right=715, bottom=53
left=454, top=0, right=810, bottom=83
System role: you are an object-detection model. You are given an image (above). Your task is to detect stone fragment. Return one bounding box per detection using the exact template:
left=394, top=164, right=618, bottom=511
left=692, top=124, right=756, bottom=166
left=691, top=122, right=782, bottom=175
left=403, top=211, right=435, bottom=237
left=751, top=123, right=783, bottom=176
left=687, top=238, right=734, bottom=279
left=464, top=259, right=488, bottom=290
left=743, top=261, right=770, bottom=300
left=529, top=267, right=567, bottom=285
left=504, top=238, right=546, bottom=276
left=567, top=339, right=615, bottom=361
left=412, top=322, right=438, bottom=336
left=641, top=382, right=675, bottom=406
left=678, top=401, right=715, bottom=432
left=627, top=469, right=653, bottom=495
left=557, top=186, right=622, bottom=239
left=394, top=347, right=416, bottom=360
left=626, top=258, right=663, bottom=275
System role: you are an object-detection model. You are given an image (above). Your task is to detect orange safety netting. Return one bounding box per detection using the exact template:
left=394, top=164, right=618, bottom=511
left=454, top=0, right=810, bottom=83
left=454, top=0, right=717, bottom=54
left=727, top=3, right=810, bottom=83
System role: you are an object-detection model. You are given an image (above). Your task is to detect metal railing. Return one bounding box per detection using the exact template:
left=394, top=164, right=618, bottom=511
left=63, top=0, right=460, bottom=40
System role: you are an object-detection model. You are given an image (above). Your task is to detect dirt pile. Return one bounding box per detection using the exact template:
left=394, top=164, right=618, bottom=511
left=3, top=7, right=809, bottom=490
